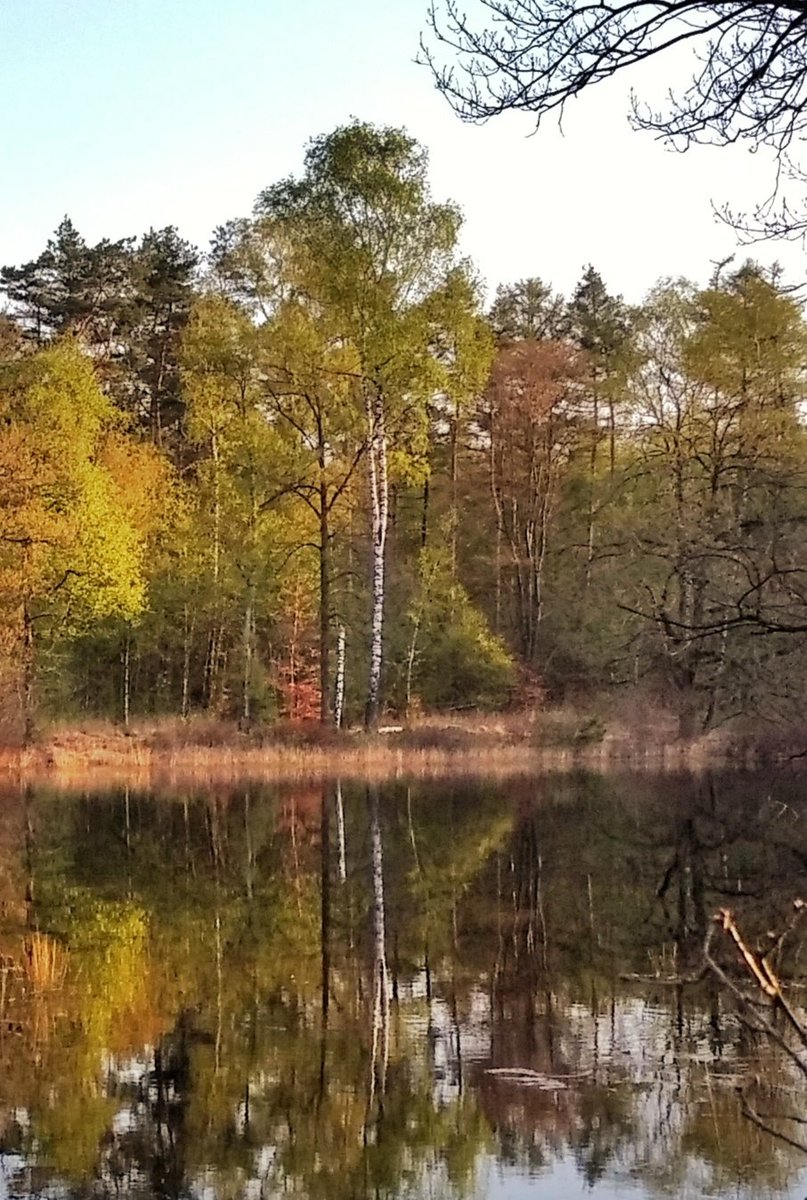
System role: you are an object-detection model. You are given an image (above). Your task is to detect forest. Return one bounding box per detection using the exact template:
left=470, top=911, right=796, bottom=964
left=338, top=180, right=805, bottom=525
left=3, top=119, right=807, bottom=743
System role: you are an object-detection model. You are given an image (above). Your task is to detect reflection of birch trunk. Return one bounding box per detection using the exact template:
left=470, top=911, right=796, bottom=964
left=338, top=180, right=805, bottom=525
left=214, top=909, right=223, bottom=1073
left=451, top=978, right=463, bottom=1095
left=368, top=786, right=390, bottom=1100
left=321, top=787, right=331, bottom=1025
left=124, top=786, right=132, bottom=899
left=182, top=797, right=195, bottom=880
left=244, top=791, right=254, bottom=902
left=406, top=787, right=431, bottom=992
left=290, top=795, right=302, bottom=918
left=537, top=852, right=548, bottom=973
left=335, top=780, right=346, bottom=884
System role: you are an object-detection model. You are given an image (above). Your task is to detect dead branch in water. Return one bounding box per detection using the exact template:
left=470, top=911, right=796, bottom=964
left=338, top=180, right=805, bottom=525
left=706, top=900, right=807, bottom=1153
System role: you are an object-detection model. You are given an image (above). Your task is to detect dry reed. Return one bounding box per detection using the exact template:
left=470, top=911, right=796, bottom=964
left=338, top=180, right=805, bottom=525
left=0, top=708, right=762, bottom=792
left=22, top=932, right=68, bottom=992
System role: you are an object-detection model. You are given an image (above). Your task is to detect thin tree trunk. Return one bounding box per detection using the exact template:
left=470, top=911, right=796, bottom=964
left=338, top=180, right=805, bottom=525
left=405, top=556, right=438, bottom=718
left=242, top=589, right=254, bottom=726
left=365, top=388, right=388, bottom=731
left=319, top=494, right=331, bottom=724
left=450, top=398, right=459, bottom=576
left=122, top=626, right=131, bottom=730
left=288, top=601, right=299, bottom=719
left=181, top=604, right=192, bottom=720
left=334, top=624, right=346, bottom=729
left=585, top=391, right=599, bottom=592
left=489, top=418, right=516, bottom=642
left=211, top=431, right=221, bottom=587
left=404, top=611, right=422, bottom=720
left=205, top=429, right=222, bottom=712
left=22, top=605, right=34, bottom=746
left=494, top=518, right=503, bottom=635
left=608, top=396, right=616, bottom=477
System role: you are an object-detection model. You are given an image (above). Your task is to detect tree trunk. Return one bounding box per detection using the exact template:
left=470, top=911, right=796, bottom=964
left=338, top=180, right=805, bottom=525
left=122, top=626, right=131, bottom=730
left=450, top=398, right=459, bottom=576
left=319, top=494, right=332, bottom=724
left=585, top=391, right=599, bottom=592
left=404, top=611, right=421, bottom=720
left=181, top=604, right=192, bottom=719
left=22, top=605, right=34, bottom=746
left=334, top=624, right=346, bottom=729
left=242, top=589, right=254, bottom=726
left=365, top=387, right=389, bottom=731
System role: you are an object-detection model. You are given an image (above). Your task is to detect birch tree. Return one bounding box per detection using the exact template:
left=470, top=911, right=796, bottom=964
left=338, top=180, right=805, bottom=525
left=220, top=122, right=466, bottom=728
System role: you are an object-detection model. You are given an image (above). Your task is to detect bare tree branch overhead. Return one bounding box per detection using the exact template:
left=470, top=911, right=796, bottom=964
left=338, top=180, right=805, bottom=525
left=422, top=0, right=807, bottom=234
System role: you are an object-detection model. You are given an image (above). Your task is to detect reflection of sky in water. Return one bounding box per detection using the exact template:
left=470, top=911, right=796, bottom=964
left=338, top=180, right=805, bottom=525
left=4, top=1005, right=807, bottom=1198
left=4, top=979, right=807, bottom=1197
left=484, top=1156, right=807, bottom=1200
left=399, top=989, right=807, bottom=1199
left=14, top=988, right=807, bottom=1200
left=483, top=1153, right=769, bottom=1199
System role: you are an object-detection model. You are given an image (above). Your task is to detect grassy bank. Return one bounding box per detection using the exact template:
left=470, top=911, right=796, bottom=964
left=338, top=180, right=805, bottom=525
left=0, top=706, right=790, bottom=788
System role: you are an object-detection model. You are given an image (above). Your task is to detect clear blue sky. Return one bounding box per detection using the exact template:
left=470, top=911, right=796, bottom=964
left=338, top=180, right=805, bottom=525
left=0, top=0, right=800, bottom=302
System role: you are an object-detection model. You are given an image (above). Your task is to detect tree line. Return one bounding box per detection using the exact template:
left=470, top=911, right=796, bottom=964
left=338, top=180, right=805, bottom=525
left=2, top=119, right=807, bottom=739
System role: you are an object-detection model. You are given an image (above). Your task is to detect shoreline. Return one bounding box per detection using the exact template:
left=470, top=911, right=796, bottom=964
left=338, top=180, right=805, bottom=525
left=0, top=714, right=795, bottom=789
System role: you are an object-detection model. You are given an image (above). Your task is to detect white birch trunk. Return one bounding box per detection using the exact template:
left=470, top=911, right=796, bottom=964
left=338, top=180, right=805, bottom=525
left=334, top=624, right=346, bottom=729
left=368, top=787, right=390, bottom=1096
left=365, top=387, right=388, bottom=731
left=335, top=780, right=346, bottom=885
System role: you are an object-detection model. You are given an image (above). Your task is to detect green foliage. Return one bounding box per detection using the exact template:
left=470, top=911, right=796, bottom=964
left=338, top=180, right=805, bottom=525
left=419, top=591, right=514, bottom=709
left=408, top=544, right=515, bottom=710
left=3, top=133, right=807, bottom=734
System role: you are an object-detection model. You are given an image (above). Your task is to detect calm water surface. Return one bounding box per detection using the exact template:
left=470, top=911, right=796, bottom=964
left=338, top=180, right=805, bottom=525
left=1, top=772, right=807, bottom=1199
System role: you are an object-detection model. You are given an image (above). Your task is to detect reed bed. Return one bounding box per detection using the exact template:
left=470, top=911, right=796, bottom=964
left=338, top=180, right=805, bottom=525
left=21, top=932, right=68, bottom=993
left=0, top=709, right=758, bottom=791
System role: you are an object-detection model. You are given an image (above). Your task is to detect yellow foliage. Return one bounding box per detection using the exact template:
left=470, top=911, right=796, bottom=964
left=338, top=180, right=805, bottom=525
left=0, top=341, right=149, bottom=634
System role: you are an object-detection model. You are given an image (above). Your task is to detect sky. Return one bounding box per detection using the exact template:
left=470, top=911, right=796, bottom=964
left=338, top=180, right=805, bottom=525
left=1, top=0, right=804, bottom=304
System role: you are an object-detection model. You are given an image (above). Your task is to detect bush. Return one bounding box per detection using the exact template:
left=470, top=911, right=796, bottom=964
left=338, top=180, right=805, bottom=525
left=415, top=583, right=515, bottom=711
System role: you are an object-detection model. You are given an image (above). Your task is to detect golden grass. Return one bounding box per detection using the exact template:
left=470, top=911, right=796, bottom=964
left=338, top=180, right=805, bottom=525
left=0, top=707, right=759, bottom=791
left=21, top=932, right=68, bottom=993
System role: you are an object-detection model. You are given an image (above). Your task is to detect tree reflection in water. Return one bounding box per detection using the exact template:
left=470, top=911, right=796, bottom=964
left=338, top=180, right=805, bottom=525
left=0, top=773, right=807, bottom=1197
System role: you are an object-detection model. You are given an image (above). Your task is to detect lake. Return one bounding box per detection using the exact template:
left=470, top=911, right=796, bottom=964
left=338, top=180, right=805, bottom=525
left=1, top=771, right=807, bottom=1198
